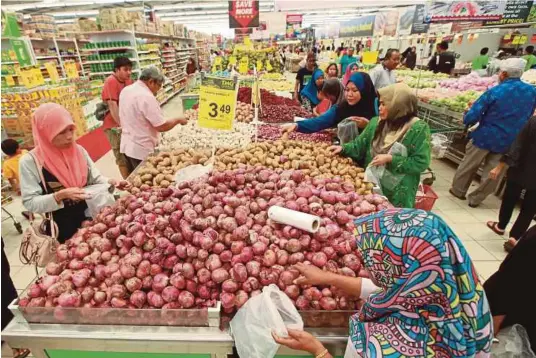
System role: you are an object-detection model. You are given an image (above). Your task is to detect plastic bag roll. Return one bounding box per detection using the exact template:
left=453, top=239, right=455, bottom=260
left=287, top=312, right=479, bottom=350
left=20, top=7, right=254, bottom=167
left=267, top=206, right=320, bottom=233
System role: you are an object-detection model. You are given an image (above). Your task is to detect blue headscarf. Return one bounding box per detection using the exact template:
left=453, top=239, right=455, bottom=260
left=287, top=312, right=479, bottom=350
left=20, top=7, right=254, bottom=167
left=349, top=208, right=493, bottom=357
left=335, top=72, right=378, bottom=122
left=300, top=68, right=324, bottom=105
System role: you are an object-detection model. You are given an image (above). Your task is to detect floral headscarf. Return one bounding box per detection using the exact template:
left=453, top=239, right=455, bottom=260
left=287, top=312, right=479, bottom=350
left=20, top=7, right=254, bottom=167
left=349, top=208, right=493, bottom=357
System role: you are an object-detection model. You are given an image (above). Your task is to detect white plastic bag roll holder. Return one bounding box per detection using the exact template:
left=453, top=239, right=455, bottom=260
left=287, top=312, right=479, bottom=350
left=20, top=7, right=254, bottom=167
left=267, top=206, right=320, bottom=233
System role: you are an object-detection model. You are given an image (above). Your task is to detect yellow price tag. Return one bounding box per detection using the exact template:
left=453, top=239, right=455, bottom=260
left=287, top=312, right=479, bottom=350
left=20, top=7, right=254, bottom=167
left=64, top=62, right=79, bottom=78
left=229, top=56, right=237, bottom=65
left=362, top=51, right=379, bottom=65
left=503, top=34, right=511, bottom=40
left=244, top=36, right=252, bottom=46
left=5, top=75, right=16, bottom=87
left=256, top=59, right=263, bottom=71
left=512, top=35, right=521, bottom=45
left=20, top=67, right=38, bottom=89
left=238, top=57, right=249, bottom=74
left=198, top=76, right=238, bottom=130
left=214, top=56, right=223, bottom=65
left=45, top=61, right=60, bottom=83
left=519, top=35, right=528, bottom=44
left=33, top=68, right=45, bottom=86
left=265, top=60, right=273, bottom=71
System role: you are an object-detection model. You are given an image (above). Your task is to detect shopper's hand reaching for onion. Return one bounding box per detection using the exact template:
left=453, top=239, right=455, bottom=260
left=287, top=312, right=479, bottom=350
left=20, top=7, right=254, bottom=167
left=281, top=123, right=297, bottom=140
left=293, top=262, right=332, bottom=286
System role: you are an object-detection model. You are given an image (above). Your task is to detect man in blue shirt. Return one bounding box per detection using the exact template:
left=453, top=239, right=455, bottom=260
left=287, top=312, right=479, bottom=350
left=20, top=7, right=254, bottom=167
left=450, top=58, right=536, bottom=207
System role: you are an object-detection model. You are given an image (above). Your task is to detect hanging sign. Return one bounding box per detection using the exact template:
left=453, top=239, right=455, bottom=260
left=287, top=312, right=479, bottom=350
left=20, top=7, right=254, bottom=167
left=424, top=1, right=506, bottom=22
left=361, top=51, right=379, bottom=65
left=10, top=39, right=32, bottom=67
left=484, top=0, right=533, bottom=26
left=265, top=59, right=273, bottom=71
left=238, top=56, right=249, bottom=74
left=411, top=4, right=430, bottom=34
left=229, top=56, right=237, bottom=65
left=339, top=15, right=375, bottom=37
left=228, top=0, right=259, bottom=29
left=20, top=67, right=42, bottom=89
left=198, top=76, right=238, bottom=130
left=286, top=14, right=303, bottom=38
left=44, top=61, right=60, bottom=83
left=256, top=59, right=263, bottom=71
left=64, top=62, right=79, bottom=78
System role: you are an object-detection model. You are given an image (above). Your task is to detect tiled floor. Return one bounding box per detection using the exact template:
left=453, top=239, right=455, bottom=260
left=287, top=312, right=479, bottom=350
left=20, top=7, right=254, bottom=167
left=1, top=95, right=533, bottom=356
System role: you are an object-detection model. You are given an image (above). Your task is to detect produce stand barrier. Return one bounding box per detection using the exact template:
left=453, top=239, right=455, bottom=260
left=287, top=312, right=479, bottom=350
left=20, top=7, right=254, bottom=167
left=5, top=293, right=352, bottom=358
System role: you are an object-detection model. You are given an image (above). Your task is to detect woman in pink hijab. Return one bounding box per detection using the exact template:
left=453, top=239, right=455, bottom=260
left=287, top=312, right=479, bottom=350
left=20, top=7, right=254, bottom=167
left=20, top=103, right=128, bottom=243
left=342, top=62, right=360, bottom=87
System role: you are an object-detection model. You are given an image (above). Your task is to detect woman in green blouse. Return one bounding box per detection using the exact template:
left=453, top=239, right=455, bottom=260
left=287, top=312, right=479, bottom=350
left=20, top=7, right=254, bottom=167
left=329, top=83, right=431, bottom=208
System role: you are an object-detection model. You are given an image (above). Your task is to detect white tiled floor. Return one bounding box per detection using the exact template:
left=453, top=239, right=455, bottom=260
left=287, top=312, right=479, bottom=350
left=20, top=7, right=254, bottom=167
left=1, top=95, right=533, bottom=355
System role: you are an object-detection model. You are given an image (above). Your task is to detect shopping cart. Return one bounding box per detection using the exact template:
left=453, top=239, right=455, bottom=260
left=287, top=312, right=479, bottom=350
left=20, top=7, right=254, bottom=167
left=1, top=183, right=23, bottom=234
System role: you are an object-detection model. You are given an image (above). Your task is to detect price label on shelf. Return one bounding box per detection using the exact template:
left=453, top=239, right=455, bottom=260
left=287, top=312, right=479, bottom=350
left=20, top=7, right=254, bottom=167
left=64, top=62, right=79, bottom=79
left=45, top=61, right=60, bottom=83
left=256, top=59, right=263, bottom=71
left=198, top=76, right=238, bottom=130
left=20, top=67, right=44, bottom=88
left=4, top=75, right=16, bottom=87
left=238, top=56, right=249, bottom=74
left=229, top=56, right=237, bottom=65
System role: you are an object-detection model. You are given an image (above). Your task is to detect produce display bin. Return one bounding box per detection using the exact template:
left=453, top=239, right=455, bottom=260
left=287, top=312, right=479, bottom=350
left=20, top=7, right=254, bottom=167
left=299, top=310, right=356, bottom=328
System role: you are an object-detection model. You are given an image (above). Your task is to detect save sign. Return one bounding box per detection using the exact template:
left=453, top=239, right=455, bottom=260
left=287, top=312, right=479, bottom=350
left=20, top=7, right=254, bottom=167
left=228, top=0, right=259, bottom=29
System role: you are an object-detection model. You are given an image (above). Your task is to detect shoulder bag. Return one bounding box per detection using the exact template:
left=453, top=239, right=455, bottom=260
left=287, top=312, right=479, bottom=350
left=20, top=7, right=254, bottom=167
left=19, top=152, right=59, bottom=274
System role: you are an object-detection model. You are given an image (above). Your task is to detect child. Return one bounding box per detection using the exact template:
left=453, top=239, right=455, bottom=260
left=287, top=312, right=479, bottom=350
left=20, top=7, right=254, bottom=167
left=1, top=139, right=26, bottom=195
left=2, top=139, right=30, bottom=220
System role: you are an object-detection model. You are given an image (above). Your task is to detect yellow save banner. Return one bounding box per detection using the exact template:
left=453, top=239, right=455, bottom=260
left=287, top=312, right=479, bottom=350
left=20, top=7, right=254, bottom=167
left=64, top=62, right=79, bottom=78
left=5, top=75, right=16, bottom=87
left=238, top=57, right=249, bottom=74
left=45, top=61, right=60, bottom=83
left=198, top=76, right=238, bottom=130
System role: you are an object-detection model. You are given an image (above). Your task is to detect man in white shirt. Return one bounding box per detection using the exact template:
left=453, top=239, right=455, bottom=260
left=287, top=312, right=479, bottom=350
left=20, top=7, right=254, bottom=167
left=368, top=49, right=400, bottom=90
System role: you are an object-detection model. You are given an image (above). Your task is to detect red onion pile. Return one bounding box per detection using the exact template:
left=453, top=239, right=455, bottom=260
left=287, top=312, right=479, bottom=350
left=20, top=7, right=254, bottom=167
left=238, top=87, right=300, bottom=107
left=20, top=167, right=392, bottom=314
left=261, top=105, right=314, bottom=123
left=258, top=125, right=333, bottom=144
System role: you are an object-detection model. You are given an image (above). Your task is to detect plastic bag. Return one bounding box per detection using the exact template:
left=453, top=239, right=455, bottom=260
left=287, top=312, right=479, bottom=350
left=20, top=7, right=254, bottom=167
left=493, top=324, right=536, bottom=358
left=430, top=133, right=449, bottom=159
left=337, top=118, right=360, bottom=145
left=230, top=284, right=304, bottom=358
left=84, top=184, right=115, bottom=218
left=365, top=142, right=408, bottom=194
left=173, top=163, right=213, bottom=186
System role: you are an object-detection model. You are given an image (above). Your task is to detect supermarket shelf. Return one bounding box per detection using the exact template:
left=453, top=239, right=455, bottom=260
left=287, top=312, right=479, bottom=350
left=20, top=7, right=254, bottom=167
left=2, top=61, right=18, bottom=64
left=80, top=46, right=135, bottom=52
left=60, top=54, right=79, bottom=57
left=137, top=49, right=160, bottom=54
left=35, top=55, right=59, bottom=59
left=139, top=57, right=160, bottom=61
left=160, top=86, right=185, bottom=105
left=141, top=63, right=162, bottom=70
left=89, top=69, right=140, bottom=76
left=83, top=59, right=137, bottom=64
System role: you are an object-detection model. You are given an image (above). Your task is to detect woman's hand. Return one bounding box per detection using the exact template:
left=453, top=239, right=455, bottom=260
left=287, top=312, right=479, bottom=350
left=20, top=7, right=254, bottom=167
left=281, top=123, right=297, bottom=140
left=370, top=154, right=392, bottom=166
left=328, top=145, right=343, bottom=155
left=272, top=329, right=327, bottom=356
left=293, top=262, right=333, bottom=286
left=349, top=116, right=369, bottom=128
left=56, top=188, right=91, bottom=202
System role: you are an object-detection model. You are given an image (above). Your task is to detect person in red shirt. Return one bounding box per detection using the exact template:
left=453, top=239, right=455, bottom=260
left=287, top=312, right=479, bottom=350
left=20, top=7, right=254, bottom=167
left=101, top=56, right=133, bottom=179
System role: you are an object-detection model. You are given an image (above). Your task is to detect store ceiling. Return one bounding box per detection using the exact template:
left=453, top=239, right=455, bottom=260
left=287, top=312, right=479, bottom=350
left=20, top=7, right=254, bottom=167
left=3, top=0, right=419, bottom=32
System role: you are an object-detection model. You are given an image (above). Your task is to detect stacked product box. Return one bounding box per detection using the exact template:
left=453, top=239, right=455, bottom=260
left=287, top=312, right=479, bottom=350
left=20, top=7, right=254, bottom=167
left=77, top=18, right=98, bottom=32
left=98, top=8, right=146, bottom=31
left=26, top=14, right=56, bottom=39
left=1, top=85, right=88, bottom=147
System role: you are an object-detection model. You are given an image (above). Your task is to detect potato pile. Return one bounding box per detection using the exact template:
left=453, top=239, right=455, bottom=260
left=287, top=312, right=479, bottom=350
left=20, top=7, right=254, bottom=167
left=130, top=149, right=212, bottom=191
left=131, top=140, right=371, bottom=194
left=235, top=102, right=254, bottom=123
left=214, top=141, right=369, bottom=193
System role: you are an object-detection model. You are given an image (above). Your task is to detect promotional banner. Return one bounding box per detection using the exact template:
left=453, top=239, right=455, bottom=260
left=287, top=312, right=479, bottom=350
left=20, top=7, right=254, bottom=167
left=339, top=15, right=375, bottom=37
left=425, top=1, right=506, bottom=22
left=10, top=39, right=32, bottom=67
left=235, top=28, right=253, bottom=36
left=374, top=12, right=400, bottom=36
left=1, top=11, right=21, bottom=37
left=228, top=0, right=259, bottom=29
left=398, top=6, right=416, bottom=36
left=484, top=0, right=533, bottom=25
left=451, top=21, right=483, bottom=32
left=286, top=14, right=303, bottom=38
left=411, top=4, right=430, bottom=34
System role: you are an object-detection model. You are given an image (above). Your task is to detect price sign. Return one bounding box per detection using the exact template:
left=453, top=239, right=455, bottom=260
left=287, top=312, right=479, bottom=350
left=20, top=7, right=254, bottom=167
left=265, top=59, right=273, bottom=71
left=45, top=61, right=60, bottom=83
left=256, top=59, right=263, bottom=71
left=5, top=75, right=16, bottom=87
left=519, top=34, right=528, bottom=45
left=198, top=76, right=238, bottom=130
left=20, top=67, right=42, bottom=88
left=238, top=56, right=249, bottom=74
left=229, top=56, right=237, bottom=65
left=362, top=51, right=379, bottom=65
left=512, top=35, right=521, bottom=45
left=244, top=36, right=252, bottom=46
left=64, top=62, right=79, bottom=78
left=33, top=68, right=45, bottom=86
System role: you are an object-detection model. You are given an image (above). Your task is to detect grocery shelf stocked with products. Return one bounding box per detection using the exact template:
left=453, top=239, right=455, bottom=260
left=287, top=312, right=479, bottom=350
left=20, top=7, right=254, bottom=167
left=3, top=1, right=536, bottom=358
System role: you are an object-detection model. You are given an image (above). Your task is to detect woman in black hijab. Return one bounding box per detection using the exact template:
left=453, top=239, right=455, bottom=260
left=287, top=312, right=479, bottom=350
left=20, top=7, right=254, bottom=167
left=282, top=72, right=378, bottom=134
